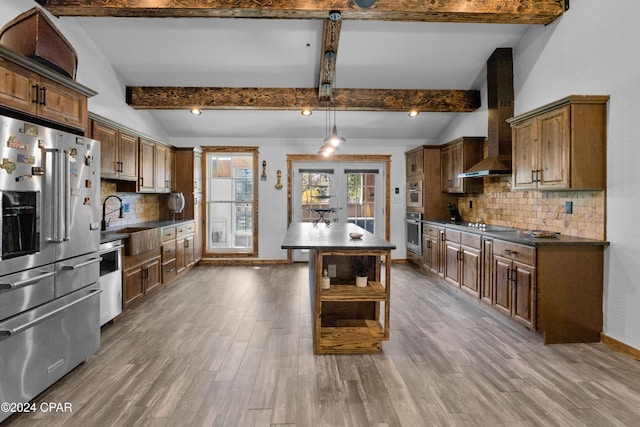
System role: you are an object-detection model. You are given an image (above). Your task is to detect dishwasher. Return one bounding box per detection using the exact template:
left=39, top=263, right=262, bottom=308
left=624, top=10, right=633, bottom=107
left=99, top=240, right=123, bottom=326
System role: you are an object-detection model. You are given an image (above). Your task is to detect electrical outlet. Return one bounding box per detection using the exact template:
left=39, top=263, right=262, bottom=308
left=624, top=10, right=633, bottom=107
left=565, top=201, right=573, bottom=214
left=328, top=264, right=336, bottom=278
left=123, top=203, right=130, bottom=213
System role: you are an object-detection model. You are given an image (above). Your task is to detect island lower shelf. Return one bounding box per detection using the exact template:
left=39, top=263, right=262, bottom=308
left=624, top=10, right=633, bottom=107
left=281, top=223, right=395, bottom=355
left=311, top=249, right=391, bottom=355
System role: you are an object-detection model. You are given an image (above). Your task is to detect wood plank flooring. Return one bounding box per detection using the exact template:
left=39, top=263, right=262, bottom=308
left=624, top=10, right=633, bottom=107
left=4, top=263, right=640, bottom=426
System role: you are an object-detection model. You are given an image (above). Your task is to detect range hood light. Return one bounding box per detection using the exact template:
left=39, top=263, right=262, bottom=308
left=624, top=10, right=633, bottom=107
left=190, top=107, right=202, bottom=115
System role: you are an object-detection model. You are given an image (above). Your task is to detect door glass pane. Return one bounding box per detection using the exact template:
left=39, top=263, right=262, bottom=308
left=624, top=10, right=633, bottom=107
left=346, top=172, right=376, bottom=233
left=299, top=170, right=335, bottom=224
left=206, top=152, right=255, bottom=253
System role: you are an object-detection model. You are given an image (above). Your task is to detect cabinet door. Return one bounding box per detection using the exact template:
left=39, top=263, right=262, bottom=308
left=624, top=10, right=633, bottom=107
left=168, top=149, right=176, bottom=191
left=0, top=59, right=38, bottom=115
left=118, top=131, right=138, bottom=181
left=193, top=150, right=203, bottom=192
left=511, top=261, right=536, bottom=329
left=492, top=255, right=512, bottom=317
left=36, top=77, right=87, bottom=130
left=194, top=194, right=203, bottom=262
left=155, top=144, right=169, bottom=193
left=176, top=238, right=186, bottom=273
left=428, top=236, right=439, bottom=275
left=422, top=233, right=431, bottom=271
left=440, top=147, right=451, bottom=192
left=444, top=242, right=460, bottom=286
left=512, top=118, right=537, bottom=190
left=406, top=150, right=423, bottom=177
left=123, top=266, right=144, bottom=307
left=460, top=246, right=481, bottom=297
left=92, top=120, right=119, bottom=179
left=480, top=238, right=493, bottom=305
left=449, top=142, right=464, bottom=193
left=144, top=258, right=162, bottom=294
left=538, top=106, right=570, bottom=190
left=437, top=229, right=446, bottom=277
left=185, top=235, right=195, bottom=268
left=138, top=138, right=156, bottom=192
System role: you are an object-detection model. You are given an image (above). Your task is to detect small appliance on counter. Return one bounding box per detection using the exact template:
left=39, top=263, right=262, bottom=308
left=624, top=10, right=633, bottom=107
left=448, top=203, right=462, bottom=222
left=168, top=192, right=185, bottom=220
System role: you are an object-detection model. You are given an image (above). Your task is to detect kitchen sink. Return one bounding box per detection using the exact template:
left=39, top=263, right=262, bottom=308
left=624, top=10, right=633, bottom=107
left=103, top=227, right=161, bottom=256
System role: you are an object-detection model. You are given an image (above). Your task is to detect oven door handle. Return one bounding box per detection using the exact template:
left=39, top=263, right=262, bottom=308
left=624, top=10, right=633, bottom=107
left=99, top=244, right=124, bottom=254
left=61, top=257, right=102, bottom=270
left=0, top=271, right=56, bottom=290
left=0, top=289, right=102, bottom=336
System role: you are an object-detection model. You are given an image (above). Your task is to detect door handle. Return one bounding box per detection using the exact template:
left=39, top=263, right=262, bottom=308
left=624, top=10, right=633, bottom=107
left=0, top=289, right=101, bottom=336
left=0, top=271, right=56, bottom=290
left=61, top=257, right=102, bottom=270
left=32, top=84, right=40, bottom=104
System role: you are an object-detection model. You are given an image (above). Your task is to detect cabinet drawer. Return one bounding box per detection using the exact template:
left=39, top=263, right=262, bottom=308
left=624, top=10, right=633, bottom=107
left=162, top=226, right=176, bottom=242
left=162, top=240, right=176, bottom=262
left=162, top=259, right=177, bottom=284
left=493, top=240, right=536, bottom=265
left=460, top=232, right=481, bottom=249
left=444, top=229, right=461, bottom=243
left=424, top=225, right=439, bottom=237
left=176, top=224, right=187, bottom=237
left=185, top=222, right=195, bottom=234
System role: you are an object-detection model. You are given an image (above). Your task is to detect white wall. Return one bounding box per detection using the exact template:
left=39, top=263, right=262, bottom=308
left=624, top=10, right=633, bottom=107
left=172, top=137, right=412, bottom=261
left=440, top=0, right=640, bottom=350
left=0, top=0, right=169, bottom=141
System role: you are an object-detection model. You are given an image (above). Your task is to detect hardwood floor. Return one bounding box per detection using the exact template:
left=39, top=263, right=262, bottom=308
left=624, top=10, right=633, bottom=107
left=4, top=263, right=640, bottom=426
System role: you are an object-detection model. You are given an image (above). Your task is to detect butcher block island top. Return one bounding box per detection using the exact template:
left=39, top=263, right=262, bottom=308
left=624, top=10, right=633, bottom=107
left=282, top=223, right=396, bottom=354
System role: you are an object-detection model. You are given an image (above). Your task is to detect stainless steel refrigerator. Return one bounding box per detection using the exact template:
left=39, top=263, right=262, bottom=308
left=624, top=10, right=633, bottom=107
left=0, top=115, right=101, bottom=422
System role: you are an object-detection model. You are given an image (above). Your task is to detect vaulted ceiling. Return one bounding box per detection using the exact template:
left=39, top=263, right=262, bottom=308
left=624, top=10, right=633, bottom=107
left=36, top=0, right=566, bottom=141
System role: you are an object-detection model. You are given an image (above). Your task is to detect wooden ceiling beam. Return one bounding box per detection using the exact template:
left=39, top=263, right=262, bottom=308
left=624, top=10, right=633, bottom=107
left=318, top=19, right=341, bottom=101
left=125, top=86, right=481, bottom=112
left=35, top=1, right=566, bottom=25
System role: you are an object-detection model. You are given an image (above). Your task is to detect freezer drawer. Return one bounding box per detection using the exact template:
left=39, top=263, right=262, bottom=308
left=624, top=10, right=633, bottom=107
left=0, top=265, right=55, bottom=319
left=55, top=252, right=101, bottom=297
left=0, top=284, right=100, bottom=423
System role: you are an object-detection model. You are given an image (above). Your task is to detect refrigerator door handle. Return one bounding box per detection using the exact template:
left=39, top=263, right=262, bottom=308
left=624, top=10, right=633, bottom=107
left=61, top=257, right=102, bottom=270
left=63, top=150, right=71, bottom=241
left=43, top=148, right=64, bottom=242
left=0, top=271, right=56, bottom=290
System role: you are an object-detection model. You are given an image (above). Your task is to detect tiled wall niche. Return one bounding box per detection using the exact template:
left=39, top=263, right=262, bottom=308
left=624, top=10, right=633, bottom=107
left=457, top=177, right=605, bottom=240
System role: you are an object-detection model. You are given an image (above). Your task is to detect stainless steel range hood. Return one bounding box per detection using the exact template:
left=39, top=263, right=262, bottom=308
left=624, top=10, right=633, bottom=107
left=459, top=48, right=514, bottom=179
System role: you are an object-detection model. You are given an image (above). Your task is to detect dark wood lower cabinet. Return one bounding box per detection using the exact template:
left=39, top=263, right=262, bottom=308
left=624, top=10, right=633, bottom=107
left=123, top=256, right=161, bottom=308
left=460, top=245, right=481, bottom=297
left=420, top=221, right=606, bottom=344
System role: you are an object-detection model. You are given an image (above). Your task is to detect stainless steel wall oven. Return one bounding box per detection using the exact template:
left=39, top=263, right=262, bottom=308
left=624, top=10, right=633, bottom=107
left=406, top=212, right=422, bottom=255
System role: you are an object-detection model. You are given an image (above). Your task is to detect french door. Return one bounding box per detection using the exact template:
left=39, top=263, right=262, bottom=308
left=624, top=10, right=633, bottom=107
left=292, top=161, right=384, bottom=261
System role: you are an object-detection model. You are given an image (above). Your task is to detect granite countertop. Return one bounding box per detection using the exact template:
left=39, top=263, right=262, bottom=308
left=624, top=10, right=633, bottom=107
left=281, top=222, right=396, bottom=250
left=100, top=219, right=194, bottom=244
left=423, top=219, right=609, bottom=247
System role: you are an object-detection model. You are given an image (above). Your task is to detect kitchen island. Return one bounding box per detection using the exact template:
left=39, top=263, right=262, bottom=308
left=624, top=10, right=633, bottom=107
left=282, top=223, right=396, bottom=354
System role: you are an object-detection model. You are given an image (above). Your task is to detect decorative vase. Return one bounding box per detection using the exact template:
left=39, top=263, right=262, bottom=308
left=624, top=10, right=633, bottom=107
left=355, top=275, right=368, bottom=288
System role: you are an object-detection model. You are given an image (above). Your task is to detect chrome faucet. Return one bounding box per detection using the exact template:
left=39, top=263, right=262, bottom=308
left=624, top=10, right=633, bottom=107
left=102, top=195, right=123, bottom=231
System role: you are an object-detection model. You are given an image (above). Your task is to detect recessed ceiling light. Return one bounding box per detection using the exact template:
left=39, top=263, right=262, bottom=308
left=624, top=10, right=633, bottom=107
left=408, top=110, right=419, bottom=117
left=190, top=108, right=202, bottom=115
left=301, top=109, right=312, bottom=116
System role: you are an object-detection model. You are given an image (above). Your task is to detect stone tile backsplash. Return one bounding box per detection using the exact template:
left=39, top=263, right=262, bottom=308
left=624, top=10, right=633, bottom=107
left=457, top=177, right=605, bottom=240
left=100, top=181, right=162, bottom=230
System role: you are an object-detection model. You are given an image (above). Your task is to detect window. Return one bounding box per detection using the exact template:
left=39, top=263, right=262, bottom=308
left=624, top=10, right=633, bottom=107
left=204, top=148, right=258, bottom=257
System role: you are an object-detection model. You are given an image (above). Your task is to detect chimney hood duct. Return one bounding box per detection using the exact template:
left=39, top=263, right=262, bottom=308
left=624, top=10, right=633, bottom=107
left=459, top=48, right=514, bottom=178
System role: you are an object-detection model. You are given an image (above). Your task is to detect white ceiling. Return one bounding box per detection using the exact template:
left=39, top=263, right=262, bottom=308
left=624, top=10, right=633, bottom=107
left=70, top=17, right=530, bottom=142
